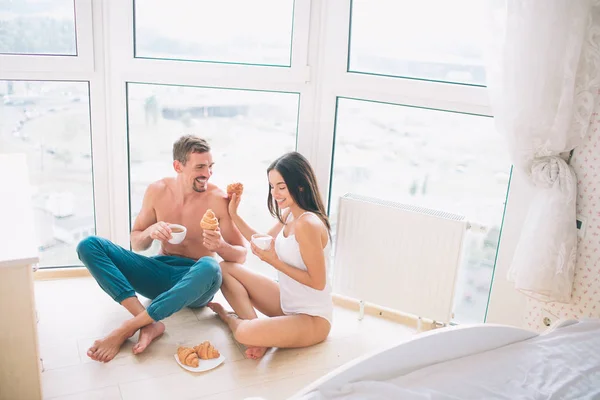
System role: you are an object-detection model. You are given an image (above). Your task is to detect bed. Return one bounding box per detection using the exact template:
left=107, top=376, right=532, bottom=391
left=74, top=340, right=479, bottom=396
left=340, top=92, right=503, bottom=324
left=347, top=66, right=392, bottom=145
left=290, top=319, right=600, bottom=399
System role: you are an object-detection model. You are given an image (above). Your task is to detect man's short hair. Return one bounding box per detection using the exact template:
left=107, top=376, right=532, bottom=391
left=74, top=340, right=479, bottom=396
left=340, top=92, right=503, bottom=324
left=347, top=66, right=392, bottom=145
left=173, top=135, right=210, bottom=165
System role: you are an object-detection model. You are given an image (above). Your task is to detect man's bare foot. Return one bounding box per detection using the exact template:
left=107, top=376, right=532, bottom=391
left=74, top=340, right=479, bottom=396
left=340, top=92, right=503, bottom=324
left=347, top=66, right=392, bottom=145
left=132, top=322, right=165, bottom=355
left=87, top=327, right=134, bottom=363
left=245, top=346, right=268, bottom=360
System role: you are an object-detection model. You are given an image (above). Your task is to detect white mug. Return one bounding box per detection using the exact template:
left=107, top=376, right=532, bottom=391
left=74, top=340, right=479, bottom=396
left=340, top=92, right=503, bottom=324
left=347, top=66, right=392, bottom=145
left=168, top=224, right=187, bottom=244
left=251, top=233, right=272, bottom=250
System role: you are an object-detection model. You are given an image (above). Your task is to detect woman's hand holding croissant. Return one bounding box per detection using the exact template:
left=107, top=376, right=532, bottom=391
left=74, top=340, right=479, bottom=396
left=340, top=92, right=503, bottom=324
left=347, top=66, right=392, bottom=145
left=228, top=192, right=241, bottom=217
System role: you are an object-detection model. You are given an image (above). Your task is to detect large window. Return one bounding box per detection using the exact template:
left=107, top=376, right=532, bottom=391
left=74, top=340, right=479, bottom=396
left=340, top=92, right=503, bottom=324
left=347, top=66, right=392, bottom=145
left=0, top=80, right=94, bottom=267
left=133, top=0, right=295, bottom=66
left=0, top=0, right=77, bottom=56
left=329, top=98, right=510, bottom=322
left=0, top=0, right=521, bottom=325
left=126, top=83, right=299, bottom=276
left=348, top=0, right=487, bottom=85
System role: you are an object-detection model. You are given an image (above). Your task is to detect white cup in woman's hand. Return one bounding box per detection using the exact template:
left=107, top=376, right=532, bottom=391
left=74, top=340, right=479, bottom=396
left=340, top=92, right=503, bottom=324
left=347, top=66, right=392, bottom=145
left=251, top=233, right=272, bottom=250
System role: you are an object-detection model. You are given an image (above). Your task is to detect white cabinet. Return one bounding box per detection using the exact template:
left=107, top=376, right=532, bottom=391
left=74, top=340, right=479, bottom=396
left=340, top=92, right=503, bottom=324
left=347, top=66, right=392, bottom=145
left=0, top=153, right=42, bottom=400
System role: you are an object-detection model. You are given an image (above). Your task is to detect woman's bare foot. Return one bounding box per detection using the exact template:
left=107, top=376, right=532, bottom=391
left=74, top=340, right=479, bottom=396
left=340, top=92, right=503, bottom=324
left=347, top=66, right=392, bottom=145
left=207, top=302, right=235, bottom=320
left=208, top=302, right=242, bottom=337
left=245, top=346, right=268, bottom=360
left=132, top=322, right=165, bottom=355
left=87, top=326, right=134, bottom=363
left=208, top=302, right=270, bottom=360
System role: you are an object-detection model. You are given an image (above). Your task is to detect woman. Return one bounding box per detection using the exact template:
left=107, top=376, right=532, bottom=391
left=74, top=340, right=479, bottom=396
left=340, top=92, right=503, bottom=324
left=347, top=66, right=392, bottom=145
left=208, top=152, right=333, bottom=360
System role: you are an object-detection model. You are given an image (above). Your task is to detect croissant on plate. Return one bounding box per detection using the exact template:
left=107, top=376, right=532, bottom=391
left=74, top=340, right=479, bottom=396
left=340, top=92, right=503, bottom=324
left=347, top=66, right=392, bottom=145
left=200, top=209, right=219, bottom=231
left=194, top=341, right=220, bottom=360
left=177, top=346, right=199, bottom=367
left=227, top=182, right=244, bottom=199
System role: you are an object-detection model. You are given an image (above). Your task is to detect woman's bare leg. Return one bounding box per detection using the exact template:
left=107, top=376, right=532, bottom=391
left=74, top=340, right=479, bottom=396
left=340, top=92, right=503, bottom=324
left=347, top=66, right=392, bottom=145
left=218, top=262, right=283, bottom=318
left=212, top=262, right=283, bottom=358
left=211, top=303, right=330, bottom=351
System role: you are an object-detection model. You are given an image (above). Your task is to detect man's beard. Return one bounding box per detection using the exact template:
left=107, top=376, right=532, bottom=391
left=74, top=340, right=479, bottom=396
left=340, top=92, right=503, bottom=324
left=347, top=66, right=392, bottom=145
left=193, top=178, right=207, bottom=192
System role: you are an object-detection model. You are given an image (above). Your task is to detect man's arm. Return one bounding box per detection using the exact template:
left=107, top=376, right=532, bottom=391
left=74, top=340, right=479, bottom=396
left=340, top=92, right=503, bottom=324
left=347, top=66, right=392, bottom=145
left=131, top=183, right=171, bottom=251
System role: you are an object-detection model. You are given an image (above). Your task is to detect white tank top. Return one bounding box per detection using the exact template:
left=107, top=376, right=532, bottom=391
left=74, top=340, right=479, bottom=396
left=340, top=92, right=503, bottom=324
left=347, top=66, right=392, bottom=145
left=275, top=212, right=333, bottom=325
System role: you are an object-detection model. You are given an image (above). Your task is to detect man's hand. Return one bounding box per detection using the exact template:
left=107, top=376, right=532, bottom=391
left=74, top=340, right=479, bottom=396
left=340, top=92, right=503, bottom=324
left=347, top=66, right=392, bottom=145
left=148, top=221, right=172, bottom=242
left=203, top=228, right=224, bottom=252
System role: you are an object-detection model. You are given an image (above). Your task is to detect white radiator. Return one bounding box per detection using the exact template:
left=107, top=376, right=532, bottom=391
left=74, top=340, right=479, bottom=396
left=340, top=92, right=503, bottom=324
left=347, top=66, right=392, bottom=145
left=332, top=193, right=468, bottom=324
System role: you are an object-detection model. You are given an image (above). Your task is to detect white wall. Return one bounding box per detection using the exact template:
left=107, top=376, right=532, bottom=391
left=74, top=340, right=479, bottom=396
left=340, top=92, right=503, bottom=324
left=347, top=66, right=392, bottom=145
left=523, top=105, right=600, bottom=331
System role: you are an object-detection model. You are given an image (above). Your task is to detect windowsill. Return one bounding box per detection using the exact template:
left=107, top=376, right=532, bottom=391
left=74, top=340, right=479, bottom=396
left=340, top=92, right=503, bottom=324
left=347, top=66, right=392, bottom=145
left=332, top=294, right=437, bottom=332
left=34, top=267, right=91, bottom=280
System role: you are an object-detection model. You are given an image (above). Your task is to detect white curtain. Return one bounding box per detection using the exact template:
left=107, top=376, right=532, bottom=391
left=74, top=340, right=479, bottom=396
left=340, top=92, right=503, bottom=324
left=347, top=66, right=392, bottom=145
left=486, top=0, right=600, bottom=302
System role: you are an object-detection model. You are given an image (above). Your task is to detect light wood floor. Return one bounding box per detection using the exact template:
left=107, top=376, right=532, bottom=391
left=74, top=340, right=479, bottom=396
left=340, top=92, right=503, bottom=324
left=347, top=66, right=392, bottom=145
left=35, top=277, right=416, bottom=400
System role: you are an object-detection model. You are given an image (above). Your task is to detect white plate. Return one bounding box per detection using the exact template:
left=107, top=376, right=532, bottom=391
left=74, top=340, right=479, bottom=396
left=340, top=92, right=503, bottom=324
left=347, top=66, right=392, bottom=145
left=174, top=353, right=225, bottom=372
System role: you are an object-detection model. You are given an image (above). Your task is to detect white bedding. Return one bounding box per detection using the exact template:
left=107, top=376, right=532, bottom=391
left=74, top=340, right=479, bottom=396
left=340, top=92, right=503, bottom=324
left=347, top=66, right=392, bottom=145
left=305, top=319, right=600, bottom=400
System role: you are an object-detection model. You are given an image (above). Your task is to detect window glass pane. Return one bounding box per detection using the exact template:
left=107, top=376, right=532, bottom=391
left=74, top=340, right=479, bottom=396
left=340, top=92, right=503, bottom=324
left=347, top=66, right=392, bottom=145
left=0, top=80, right=94, bottom=267
left=134, top=0, right=294, bottom=66
left=127, top=83, right=299, bottom=277
left=349, top=0, right=487, bottom=85
left=0, top=0, right=76, bottom=55
left=329, top=98, right=511, bottom=323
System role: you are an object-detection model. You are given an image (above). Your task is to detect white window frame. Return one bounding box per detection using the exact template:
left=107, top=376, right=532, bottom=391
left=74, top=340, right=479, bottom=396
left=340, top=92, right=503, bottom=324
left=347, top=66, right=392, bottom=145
left=0, top=0, right=112, bottom=247
left=310, top=1, right=529, bottom=324
left=0, top=0, right=529, bottom=324
left=0, top=0, right=95, bottom=72
left=102, top=0, right=315, bottom=246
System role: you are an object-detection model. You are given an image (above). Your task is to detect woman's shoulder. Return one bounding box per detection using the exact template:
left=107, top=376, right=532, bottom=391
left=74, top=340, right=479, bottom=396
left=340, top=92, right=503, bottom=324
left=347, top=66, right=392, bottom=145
left=295, top=211, right=327, bottom=235
left=295, top=212, right=329, bottom=249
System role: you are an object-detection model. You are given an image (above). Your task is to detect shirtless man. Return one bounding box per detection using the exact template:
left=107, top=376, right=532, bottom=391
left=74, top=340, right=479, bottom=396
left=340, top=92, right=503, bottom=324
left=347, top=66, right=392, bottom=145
left=76, top=135, right=246, bottom=363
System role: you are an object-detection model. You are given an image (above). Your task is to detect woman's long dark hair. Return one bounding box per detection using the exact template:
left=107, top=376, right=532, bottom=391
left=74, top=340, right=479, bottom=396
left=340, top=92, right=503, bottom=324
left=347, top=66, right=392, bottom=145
left=267, top=152, right=331, bottom=232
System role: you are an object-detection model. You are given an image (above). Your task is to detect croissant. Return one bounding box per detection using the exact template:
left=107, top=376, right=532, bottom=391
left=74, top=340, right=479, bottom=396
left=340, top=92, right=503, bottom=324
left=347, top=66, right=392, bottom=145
left=200, top=209, right=219, bottom=231
left=227, top=182, right=244, bottom=199
left=194, top=341, right=220, bottom=360
left=177, top=346, right=199, bottom=367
